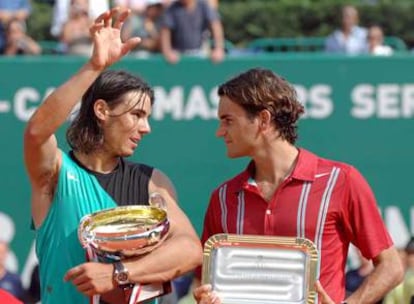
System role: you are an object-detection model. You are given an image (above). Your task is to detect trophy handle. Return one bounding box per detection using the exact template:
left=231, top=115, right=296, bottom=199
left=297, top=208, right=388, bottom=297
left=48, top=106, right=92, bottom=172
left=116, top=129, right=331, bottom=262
left=149, top=192, right=167, bottom=210
left=78, top=214, right=94, bottom=248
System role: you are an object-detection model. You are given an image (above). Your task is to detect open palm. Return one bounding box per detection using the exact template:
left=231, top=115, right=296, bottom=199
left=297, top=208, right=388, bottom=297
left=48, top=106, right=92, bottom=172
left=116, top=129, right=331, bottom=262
left=89, top=7, right=141, bottom=70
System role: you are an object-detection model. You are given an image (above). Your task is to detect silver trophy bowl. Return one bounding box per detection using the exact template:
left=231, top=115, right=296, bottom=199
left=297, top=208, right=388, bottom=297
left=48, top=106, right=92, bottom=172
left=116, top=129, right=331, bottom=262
left=78, top=205, right=170, bottom=260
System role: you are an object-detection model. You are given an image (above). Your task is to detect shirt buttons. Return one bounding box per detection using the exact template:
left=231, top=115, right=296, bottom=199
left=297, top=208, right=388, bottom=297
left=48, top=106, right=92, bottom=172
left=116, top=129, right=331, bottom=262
left=266, top=209, right=271, bottom=215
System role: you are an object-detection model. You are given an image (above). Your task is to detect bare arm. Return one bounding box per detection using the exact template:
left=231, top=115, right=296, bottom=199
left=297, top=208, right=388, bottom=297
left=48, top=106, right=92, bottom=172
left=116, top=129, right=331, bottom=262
left=160, top=27, right=179, bottom=64
left=316, top=247, right=404, bottom=304
left=210, top=20, right=224, bottom=51
left=122, top=169, right=202, bottom=283
left=24, top=7, right=140, bottom=228
left=209, top=20, right=225, bottom=63
left=0, top=9, right=29, bottom=24
left=345, top=247, right=404, bottom=304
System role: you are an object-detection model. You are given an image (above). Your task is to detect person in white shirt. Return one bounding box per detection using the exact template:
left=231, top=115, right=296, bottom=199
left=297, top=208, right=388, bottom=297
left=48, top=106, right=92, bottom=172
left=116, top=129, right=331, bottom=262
left=50, top=0, right=109, bottom=38
left=366, top=25, right=393, bottom=56
left=325, top=5, right=367, bottom=55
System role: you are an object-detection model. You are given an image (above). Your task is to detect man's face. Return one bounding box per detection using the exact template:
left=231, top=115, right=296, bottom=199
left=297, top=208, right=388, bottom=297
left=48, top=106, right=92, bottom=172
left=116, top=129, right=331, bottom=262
left=102, top=91, right=152, bottom=157
left=367, top=27, right=383, bottom=48
left=216, top=96, right=260, bottom=158
left=342, top=7, right=358, bottom=31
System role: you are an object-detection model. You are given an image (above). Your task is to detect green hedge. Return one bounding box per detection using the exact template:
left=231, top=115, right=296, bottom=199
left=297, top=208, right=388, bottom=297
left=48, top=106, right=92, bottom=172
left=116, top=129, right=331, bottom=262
left=27, top=0, right=414, bottom=49
left=219, top=0, right=414, bottom=48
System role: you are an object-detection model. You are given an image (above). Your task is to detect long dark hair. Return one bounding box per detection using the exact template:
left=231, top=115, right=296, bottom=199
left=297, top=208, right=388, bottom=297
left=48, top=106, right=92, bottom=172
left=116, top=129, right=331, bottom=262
left=66, top=70, right=154, bottom=154
left=218, top=68, right=304, bottom=144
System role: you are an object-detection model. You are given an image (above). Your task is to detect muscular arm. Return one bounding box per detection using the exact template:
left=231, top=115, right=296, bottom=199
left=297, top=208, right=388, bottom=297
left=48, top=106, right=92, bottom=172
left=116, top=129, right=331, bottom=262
left=345, top=247, right=404, bottom=304
left=123, top=169, right=202, bottom=283
left=24, top=61, right=104, bottom=227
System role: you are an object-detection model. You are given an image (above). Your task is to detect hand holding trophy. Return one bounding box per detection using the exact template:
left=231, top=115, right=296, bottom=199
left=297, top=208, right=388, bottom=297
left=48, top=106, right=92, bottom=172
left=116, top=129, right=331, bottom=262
left=78, top=193, right=171, bottom=304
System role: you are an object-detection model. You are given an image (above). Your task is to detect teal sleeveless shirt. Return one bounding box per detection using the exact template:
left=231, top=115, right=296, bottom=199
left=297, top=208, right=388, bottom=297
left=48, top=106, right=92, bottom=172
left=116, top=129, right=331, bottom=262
left=35, top=152, right=117, bottom=304
left=35, top=152, right=157, bottom=304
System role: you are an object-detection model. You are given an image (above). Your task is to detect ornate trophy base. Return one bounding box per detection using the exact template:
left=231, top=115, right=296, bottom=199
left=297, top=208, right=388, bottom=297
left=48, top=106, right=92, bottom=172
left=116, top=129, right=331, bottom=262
left=123, top=282, right=172, bottom=304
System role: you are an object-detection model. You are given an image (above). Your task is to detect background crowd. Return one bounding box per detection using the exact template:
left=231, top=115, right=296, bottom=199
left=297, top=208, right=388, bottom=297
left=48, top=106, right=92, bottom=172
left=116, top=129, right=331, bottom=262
left=0, top=0, right=413, bottom=60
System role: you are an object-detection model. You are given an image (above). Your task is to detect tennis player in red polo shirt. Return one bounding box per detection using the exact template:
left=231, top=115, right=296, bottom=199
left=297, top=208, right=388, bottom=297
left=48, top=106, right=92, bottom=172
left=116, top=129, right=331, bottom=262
left=193, top=68, right=404, bottom=304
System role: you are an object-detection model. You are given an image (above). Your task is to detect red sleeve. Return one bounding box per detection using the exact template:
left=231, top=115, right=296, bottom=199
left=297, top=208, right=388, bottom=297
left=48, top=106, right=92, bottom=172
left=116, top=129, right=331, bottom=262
left=341, top=166, right=393, bottom=259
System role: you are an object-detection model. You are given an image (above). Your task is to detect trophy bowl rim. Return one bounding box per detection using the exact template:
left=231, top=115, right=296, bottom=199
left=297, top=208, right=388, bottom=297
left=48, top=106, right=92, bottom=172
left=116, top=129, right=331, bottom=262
left=78, top=205, right=169, bottom=256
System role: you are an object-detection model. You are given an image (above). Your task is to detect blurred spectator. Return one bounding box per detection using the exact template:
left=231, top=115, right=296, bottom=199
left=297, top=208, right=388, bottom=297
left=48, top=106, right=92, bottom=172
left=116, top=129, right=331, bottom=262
left=113, top=0, right=148, bottom=15
left=383, top=237, right=414, bottom=304
left=404, top=238, right=414, bottom=304
left=60, top=0, right=93, bottom=56
left=177, top=279, right=197, bottom=304
left=0, top=289, right=23, bottom=304
left=0, top=241, right=26, bottom=302
left=325, top=5, right=367, bottom=55
left=173, top=272, right=194, bottom=301
left=160, top=0, right=225, bottom=64
left=206, top=0, right=218, bottom=9
left=0, top=0, right=31, bottom=54
left=121, top=0, right=165, bottom=56
left=50, top=0, right=108, bottom=38
left=4, top=18, right=41, bottom=55
left=366, top=25, right=393, bottom=56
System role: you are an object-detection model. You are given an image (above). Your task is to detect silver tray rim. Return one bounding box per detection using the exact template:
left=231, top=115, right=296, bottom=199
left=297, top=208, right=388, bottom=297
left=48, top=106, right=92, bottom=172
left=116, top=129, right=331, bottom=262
left=201, top=233, right=319, bottom=304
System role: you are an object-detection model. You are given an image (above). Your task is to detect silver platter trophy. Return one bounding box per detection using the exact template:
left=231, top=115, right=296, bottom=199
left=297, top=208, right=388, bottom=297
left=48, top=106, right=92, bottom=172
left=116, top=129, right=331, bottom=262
left=202, top=234, right=319, bottom=304
left=78, top=193, right=171, bottom=304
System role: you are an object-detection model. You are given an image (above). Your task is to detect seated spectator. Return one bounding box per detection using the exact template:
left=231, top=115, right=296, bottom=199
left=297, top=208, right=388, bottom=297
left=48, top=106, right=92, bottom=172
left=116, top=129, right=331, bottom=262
left=121, top=0, right=166, bottom=55
left=60, top=0, right=93, bottom=56
left=366, top=25, right=393, bottom=56
left=383, top=237, right=414, bottom=304
left=325, top=5, right=367, bottom=55
left=4, top=18, right=41, bottom=56
left=160, top=0, right=225, bottom=64
left=113, top=0, right=148, bottom=15
left=0, top=0, right=31, bottom=54
left=0, top=241, right=26, bottom=302
left=50, top=0, right=109, bottom=38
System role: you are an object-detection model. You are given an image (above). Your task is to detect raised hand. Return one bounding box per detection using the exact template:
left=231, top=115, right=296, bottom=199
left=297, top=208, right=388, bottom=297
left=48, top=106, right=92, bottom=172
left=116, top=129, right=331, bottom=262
left=89, top=7, right=141, bottom=70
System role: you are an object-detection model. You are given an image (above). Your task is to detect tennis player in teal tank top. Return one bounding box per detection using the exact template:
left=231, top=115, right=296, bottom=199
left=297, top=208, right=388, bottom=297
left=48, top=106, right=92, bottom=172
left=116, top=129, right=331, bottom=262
left=24, top=7, right=202, bottom=304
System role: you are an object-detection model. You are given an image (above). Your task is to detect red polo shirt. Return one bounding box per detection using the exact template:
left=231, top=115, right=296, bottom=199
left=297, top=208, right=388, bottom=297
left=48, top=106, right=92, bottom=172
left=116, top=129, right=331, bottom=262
left=198, top=148, right=392, bottom=303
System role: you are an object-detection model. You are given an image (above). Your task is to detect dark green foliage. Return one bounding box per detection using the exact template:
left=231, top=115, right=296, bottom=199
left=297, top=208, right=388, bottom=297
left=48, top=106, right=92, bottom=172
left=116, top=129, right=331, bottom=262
left=27, top=2, right=54, bottom=41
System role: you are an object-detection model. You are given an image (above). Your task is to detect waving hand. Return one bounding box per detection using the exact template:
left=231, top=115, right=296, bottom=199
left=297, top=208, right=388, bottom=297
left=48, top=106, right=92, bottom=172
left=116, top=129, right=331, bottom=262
left=89, top=7, right=141, bottom=70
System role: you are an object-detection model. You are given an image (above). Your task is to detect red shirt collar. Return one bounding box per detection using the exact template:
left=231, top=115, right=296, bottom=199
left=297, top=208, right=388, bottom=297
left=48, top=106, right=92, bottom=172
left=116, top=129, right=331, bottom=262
left=235, top=148, right=319, bottom=191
